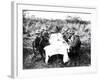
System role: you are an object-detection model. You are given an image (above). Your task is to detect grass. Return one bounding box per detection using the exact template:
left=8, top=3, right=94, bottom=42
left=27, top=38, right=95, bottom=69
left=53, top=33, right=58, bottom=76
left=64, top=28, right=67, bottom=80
left=23, top=43, right=91, bottom=69
left=23, top=15, right=91, bottom=69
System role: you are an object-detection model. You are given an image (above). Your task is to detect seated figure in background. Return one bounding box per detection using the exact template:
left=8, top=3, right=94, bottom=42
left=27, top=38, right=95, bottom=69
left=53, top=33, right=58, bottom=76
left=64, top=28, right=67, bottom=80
left=68, top=34, right=81, bottom=60
left=32, top=30, right=50, bottom=62
left=63, top=28, right=81, bottom=60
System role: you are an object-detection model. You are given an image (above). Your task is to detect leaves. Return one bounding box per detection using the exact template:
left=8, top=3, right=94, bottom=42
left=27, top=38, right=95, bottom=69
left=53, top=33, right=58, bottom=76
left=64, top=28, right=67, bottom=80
left=23, top=15, right=91, bottom=69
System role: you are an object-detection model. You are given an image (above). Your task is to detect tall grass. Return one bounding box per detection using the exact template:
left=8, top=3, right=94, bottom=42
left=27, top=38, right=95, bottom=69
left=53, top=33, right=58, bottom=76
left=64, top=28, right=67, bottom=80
left=23, top=15, right=91, bottom=69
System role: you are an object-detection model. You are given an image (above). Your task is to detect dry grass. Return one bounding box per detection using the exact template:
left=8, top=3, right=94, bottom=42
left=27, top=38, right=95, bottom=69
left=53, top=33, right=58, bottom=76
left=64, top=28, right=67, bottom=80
left=23, top=16, right=91, bottom=69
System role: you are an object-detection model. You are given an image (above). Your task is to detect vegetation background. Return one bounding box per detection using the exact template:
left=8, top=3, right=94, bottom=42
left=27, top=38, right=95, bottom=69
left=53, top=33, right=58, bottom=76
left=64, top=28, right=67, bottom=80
left=23, top=11, right=91, bottom=69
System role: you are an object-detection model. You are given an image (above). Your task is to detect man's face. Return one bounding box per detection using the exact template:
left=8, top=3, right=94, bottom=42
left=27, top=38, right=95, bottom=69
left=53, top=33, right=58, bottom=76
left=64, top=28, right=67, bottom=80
left=64, top=32, right=72, bottom=39
left=68, top=33, right=73, bottom=39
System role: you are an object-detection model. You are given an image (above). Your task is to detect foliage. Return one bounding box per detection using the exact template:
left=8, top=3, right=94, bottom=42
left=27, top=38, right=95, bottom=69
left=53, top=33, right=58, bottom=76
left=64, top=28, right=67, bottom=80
left=23, top=15, right=91, bottom=69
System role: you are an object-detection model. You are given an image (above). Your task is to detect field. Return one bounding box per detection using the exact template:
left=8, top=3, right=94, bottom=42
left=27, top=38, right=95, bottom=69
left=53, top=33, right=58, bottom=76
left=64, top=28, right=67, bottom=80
left=23, top=14, right=91, bottom=69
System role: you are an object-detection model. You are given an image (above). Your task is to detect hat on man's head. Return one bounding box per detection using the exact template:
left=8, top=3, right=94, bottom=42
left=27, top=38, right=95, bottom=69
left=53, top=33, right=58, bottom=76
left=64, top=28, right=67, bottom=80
left=67, top=28, right=75, bottom=34
left=35, top=30, right=40, bottom=35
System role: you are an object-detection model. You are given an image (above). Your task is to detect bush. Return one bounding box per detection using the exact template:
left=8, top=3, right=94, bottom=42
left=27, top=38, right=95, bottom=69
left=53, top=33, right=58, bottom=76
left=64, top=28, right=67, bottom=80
left=23, top=15, right=91, bottom=69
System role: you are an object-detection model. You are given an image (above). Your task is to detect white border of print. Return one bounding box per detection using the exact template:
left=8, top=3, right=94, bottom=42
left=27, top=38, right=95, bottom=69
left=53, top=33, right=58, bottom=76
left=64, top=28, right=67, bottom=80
left=11, top=1, right=97, bottom=78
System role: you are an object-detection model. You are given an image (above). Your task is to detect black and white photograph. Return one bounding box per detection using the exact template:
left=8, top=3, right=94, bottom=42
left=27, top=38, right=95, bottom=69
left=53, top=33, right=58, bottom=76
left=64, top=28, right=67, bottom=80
left=23, top=9, right=91, bottom=69
left=11, top=2, right=97, bottom=78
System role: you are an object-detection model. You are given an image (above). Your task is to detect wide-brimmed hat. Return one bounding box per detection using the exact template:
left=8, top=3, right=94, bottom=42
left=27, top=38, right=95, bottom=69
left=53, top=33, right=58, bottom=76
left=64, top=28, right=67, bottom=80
left=67, top=29, right=75, bottom=34
left=35, top=30, right=40, bottom=35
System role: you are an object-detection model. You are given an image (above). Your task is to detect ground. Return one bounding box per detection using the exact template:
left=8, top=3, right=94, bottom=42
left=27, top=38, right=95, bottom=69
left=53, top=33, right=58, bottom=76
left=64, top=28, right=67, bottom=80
left=23, top=15, right=91, bottom=69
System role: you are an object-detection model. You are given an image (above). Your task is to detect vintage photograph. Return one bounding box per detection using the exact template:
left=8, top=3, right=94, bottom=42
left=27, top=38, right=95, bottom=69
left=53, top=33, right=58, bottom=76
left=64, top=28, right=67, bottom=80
left=23, top=10, right=91, bottom=69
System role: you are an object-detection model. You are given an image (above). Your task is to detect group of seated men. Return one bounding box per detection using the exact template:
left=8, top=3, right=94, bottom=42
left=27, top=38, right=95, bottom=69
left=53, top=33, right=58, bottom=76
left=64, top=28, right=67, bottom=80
left=32, top=27, right=81, bottom=63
